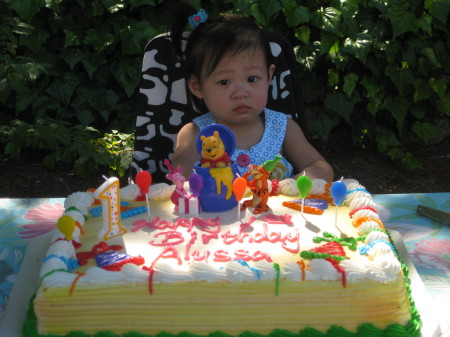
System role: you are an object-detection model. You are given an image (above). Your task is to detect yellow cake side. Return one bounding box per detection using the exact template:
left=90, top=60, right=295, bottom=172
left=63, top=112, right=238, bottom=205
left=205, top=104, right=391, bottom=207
left=34, top=277, right=412, bottom=335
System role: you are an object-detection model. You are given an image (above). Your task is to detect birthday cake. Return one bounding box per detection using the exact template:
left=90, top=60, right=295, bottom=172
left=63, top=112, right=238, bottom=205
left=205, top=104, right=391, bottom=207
left=24, top=125, right=420, bottom=337
left=24, top=176, right=421, bottom=337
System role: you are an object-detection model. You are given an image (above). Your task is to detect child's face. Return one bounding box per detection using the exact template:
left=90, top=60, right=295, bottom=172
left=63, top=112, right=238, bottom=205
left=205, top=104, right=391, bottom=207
left=188, top=49, right=275, bottom=127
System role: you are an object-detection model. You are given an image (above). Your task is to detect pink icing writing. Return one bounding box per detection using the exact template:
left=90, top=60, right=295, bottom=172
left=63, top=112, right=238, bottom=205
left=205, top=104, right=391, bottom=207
left=221, top=223, right=300, bottom=254
left=149, top=231, right=184, bottom=246
left=213, top=250, right=272, bottom=263
left=143, top=216, right=300, bottom=268
left=262, top=214, right=293, bottom=225
left=184, top=231, right=198, bottom=261
left=133, top=217, right=220, bottom=234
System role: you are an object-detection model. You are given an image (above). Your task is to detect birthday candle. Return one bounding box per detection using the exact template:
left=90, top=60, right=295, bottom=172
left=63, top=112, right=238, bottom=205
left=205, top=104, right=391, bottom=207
left=296, top=174, right=312, bottom=215
left=232, top=176, right=247, bottom=220
left=189, top=173, right=203, bottom=216
left=331, top=178, right=347, bottom=235
left=94, top=177, right=127, bottom=240
left=136, top=170, right=152, bottom=218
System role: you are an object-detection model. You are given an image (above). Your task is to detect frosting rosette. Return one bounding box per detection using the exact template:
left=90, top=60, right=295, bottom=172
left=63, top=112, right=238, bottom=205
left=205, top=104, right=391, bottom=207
left=277, top=178, right=299, bottom=196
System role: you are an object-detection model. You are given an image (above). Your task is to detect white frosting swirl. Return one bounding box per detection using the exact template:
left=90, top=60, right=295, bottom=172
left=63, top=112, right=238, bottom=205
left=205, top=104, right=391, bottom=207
left=365, top=230, right=389, bottom=244
left=283, top=261, right=302, bottom=282
left=343, top=179, right=359, bottom=187
left=357, top=220, right=383, bottom=235
left=64, top=210, right=85, bottom=226
left=374, top=255, right=401, bottom=276
left=310, top=178, right=327, bottom=195
left=364, top=241, right=396, bottom=258
left=349, top=196, right=376, bottom=213
left=120, top=184, right=141, bottom=201
left=82, top=266, right=127, bottom=284
left=191, top=263, right=229, bottom=282
left=153, top=264, right=193, bottom=283
left=352, top=208, right=379, bottom=220
left=41, top=271, right=78, bottom=288
left=277, top=178, right=298, bottom=196
left=341, top=256, right=400, bottom=283
left=40, top=258, right=68, bottom=277
left=47, top=240, right=76, bottom=259
left=121, top=264, right=149, bottom=282
left=305, top=259, right=340, bottom=281
left=148, top=183, right=175, bottom=201
left=254, top=261, right=277, bottom=281
left=344, top=190, right=372, bottom=206
left=225, top=261, right=259, bottom=282
left=64, top=192, right=94, bottom=215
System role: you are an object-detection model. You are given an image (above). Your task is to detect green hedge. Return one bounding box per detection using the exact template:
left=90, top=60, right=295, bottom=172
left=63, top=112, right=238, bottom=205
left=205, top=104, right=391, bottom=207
left=1, top=0, right=449, bottom=174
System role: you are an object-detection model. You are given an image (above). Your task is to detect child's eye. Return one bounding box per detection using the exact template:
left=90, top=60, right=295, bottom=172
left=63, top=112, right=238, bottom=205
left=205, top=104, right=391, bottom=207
left=218, top=79, right=230, bottom=86
left=248, top=76, right=260, bottom=83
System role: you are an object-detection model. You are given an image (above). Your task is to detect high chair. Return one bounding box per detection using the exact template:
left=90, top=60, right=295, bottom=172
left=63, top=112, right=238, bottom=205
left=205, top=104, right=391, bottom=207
left=131, top=31, right=305, bottom=183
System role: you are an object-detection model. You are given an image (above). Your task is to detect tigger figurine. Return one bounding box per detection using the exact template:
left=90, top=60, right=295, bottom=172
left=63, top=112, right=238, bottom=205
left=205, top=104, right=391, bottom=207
left=241, top=155, right=282, bottom=214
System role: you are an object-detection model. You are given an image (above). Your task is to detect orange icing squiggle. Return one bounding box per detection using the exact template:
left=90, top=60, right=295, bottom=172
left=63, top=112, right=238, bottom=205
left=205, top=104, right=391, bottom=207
left=307, top=182, right=333, bottom=203
left=69, top=272, right=85, bottom=295
left=282, top=201, right=323, bottom=215
left=74, top=221, right=84, bottom=235
left=352, top=217, right=384, bottom=230
left=296, top=260, right=306, bottom=281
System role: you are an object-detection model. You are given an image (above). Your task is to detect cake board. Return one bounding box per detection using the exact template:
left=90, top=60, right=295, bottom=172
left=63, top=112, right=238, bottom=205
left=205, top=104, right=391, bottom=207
left=0, top=230, right=442, bottom=337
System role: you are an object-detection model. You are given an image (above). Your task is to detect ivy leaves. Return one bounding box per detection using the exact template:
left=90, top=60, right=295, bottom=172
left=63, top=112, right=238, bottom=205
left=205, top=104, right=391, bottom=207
left=1, top=0, right=163, bottom=129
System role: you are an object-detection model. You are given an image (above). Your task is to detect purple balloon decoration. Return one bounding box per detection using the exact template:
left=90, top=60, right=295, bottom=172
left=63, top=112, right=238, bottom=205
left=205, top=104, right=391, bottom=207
left=189, top=173, right=203, bottom=197
left=331, top=181, right=347, bottom=206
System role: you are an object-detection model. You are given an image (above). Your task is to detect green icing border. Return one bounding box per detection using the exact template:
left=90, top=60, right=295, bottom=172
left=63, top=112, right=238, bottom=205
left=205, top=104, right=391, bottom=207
left=22, top=230, right=421, bottom=337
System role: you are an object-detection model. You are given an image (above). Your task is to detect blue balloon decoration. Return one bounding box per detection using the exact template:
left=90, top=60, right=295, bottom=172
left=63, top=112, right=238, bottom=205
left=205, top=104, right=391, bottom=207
left=331, top=181, right=347, bottom=206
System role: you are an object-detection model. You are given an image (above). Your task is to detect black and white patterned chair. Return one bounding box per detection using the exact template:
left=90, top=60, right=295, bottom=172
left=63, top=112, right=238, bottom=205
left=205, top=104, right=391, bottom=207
left=131, top=31, right=305, bottom=183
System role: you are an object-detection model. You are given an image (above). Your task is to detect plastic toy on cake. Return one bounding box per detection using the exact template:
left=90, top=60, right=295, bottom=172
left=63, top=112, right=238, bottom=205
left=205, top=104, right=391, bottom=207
left=199, top=130, right=231, bottom=168
left=194, top=124, right=239, bottom=212
left=164, top=159, right=200, bottom=215
left=241, top=155, right=282, bottom=214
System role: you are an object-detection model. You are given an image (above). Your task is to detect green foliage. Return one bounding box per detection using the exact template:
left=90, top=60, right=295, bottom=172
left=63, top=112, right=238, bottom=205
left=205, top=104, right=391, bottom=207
left=0, top=118, right=133, bottom=176
left=92, top=130, right=135, bottom=177
left=0, top=0, right=165, bottom=130
left=1, top=0, right=449, bottom=173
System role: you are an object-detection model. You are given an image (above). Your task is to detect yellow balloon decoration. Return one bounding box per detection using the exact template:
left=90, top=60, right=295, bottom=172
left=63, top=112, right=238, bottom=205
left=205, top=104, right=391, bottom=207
left=57, top=215, right=76, bottom=240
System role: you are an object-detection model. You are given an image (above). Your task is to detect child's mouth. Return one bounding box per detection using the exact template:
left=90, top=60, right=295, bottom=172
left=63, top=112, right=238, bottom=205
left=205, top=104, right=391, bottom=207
left=234, top=105, right=250, bottom=113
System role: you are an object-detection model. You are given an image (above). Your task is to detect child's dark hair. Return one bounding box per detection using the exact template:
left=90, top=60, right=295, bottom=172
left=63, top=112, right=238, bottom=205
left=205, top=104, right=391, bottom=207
left=163, top=0, right=273, bottom=82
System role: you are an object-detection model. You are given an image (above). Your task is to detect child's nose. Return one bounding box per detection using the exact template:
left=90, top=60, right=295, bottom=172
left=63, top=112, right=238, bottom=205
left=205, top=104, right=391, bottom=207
left=232, top=84, right=249, bottom=100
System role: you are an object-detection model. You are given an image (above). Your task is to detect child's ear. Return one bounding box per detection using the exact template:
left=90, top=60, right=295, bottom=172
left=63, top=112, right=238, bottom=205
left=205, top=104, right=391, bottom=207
left=188, top=75, right=203, bottom=99
left=268, top=64, right=275, bottom=83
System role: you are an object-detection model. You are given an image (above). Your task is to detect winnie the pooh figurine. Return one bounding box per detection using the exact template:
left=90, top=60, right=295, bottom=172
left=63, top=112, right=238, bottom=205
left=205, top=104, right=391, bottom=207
left=200, top=131, right=231, bottom=168
left=193, top=124, right=238, bottom=212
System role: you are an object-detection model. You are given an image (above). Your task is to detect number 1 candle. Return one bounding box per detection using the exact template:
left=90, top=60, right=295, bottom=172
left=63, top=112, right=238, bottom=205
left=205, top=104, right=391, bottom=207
left=94, top=177, right=127, bottom=240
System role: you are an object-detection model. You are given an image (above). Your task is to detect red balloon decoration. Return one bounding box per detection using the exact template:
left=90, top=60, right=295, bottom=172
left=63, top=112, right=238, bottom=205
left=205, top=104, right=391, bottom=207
left=136, top=170, right=152, bottom=195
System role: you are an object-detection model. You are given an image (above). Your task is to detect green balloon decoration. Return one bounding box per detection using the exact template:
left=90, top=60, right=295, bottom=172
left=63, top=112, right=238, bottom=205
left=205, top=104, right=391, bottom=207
left=296, top=175, right=312, bottom=199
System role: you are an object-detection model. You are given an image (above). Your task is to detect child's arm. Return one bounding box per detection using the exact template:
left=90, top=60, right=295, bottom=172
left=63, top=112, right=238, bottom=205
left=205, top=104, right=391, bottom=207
left=171, top=122, right=201, bottom=178
left=283, top=119, right=334, bottom=181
